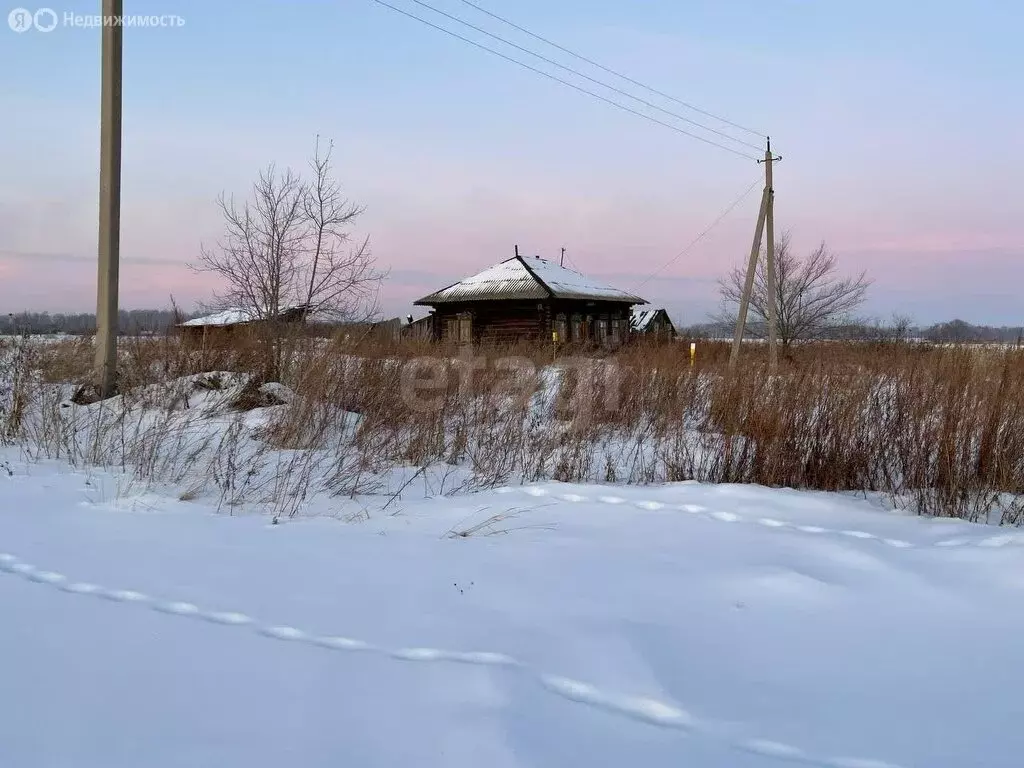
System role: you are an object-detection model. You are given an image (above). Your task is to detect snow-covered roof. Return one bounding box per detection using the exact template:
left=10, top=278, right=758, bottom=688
left=415, top=256, right=646, bottom=305
left=631, top=308, right=668, bottom=332
left=181, top=305, right=309, bottom=328
left=181, top=308, right=256, bottom=327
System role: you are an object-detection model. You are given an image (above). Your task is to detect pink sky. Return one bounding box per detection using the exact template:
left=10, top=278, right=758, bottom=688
left=3, top=0, right=1022, bottom=325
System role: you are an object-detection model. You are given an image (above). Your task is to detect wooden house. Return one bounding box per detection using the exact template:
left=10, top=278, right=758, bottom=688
left=414, top=255, right=647, bottom=346
left=631, top=308, right=676, bottom=340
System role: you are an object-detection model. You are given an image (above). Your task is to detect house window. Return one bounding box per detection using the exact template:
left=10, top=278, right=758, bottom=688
left=457, top=312, right=472, bottom=343
left=570, top=314, right=583, bottom=342
left=597, top=317, right=609, bottom=345
left=445, top=312, right=472, bottom=343
left=554, top=314, right=567, bottom=343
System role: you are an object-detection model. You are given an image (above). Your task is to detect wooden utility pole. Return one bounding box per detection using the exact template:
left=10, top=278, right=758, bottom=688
left=95, top=0, right=123, bottom=398
left=729, top=138, right=782, bottom=370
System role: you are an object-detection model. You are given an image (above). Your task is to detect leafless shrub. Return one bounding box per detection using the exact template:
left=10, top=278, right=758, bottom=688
left=5, top=331, right=1024, bottom=524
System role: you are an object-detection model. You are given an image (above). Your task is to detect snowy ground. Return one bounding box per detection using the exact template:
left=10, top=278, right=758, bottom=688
left=3, top=448, right=1024, bottom=767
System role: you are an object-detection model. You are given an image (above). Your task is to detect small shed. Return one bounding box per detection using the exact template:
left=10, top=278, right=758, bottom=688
left=402, top=314, right=434, bottom=340
left=414, top=254, right=646, bottom=346
left=631, top=308, right=676, bottom=340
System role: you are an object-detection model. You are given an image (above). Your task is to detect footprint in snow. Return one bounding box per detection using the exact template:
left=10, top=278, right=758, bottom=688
left=391, top=647, right=517, bottom=666
left=979, top=534, right=1017, bottom=548
left=599, top=496, right=626, bottom=504
left=796, top=525, right=827, bottom=534
left=60, top=582, right=101, bottom=595
left=740, top=739, right=807, bottom=761
left=0, top=558, right=26, bottom=574
left=634, top=500, right=665, bottom=510
left=311, top=636, right=372, bottom=652
left=826, top=758, right=907, bottom=768
left=540, top=675, right=693, bottom=730
left=100, top=589, right=150, bottom=603
left=27, top=570, right=66, bottom=585
left=840, top=530, right=877, bottom=540
left=201, top=611, right=253, bottom=626
left=259, top=626, right=307, bottom=641
left=154, top=601, right=201, bottom=617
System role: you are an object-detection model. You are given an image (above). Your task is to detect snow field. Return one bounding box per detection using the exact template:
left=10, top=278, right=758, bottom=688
left=3, top=451, right=1024, bottom=766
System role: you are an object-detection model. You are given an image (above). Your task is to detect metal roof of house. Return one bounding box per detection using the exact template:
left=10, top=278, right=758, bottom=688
left=414, top=255, right=646, bottom=305
left=631, top=308, right=663, bottom=332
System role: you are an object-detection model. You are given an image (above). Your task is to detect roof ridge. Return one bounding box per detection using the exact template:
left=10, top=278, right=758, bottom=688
left=515, top=254, right=555, bottom=299
left=413, top=254, right=646, bottom=305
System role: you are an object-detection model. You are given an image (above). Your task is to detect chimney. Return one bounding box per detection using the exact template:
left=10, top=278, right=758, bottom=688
left=514, top=244, right=519, bottom=257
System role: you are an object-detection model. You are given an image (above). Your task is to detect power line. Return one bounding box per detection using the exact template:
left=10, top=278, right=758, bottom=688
left=405, top=0, right=763, bottom=153
left=456, top=0, right=765, bottom=139
left=632, top=178, right=762, bottom=292
left=562, top=249, right=581, bottom=272
left=368, top=0, right=760, bottom=161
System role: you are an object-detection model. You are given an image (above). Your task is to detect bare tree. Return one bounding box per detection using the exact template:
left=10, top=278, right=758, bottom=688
left=301, top=137, right=381, bottom=320
left=876, top=312, right=915, bottom=343
left=718, top=233, right=871, bottom=349
left=193, top=138, right=385, bottom=376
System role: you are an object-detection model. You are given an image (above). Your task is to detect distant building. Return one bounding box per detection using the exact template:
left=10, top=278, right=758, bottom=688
left=178, top=305, right=310, bottom=344
left=631, top=308, right=676, bottom=340
left=414, top=254, right=646, bottom=346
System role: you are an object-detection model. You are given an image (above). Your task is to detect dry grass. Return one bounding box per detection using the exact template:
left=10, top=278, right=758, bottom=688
left=3, top=332, right=1024, bottom=523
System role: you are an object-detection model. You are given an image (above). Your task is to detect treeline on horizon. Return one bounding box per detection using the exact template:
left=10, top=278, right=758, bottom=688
left=680, top=318, right=1024, bottom=344
left=2, top=309, right=1022, bottom=344
left=1, top=309, right=189, bottom=336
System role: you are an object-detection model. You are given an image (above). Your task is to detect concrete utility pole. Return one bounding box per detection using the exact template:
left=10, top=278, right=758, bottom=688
left=729, top=187, right=769, bottom=369
left=729, top=137, right=782, bottom=370
left=764, top=139, right=779, bottom=372
left=95, top=0, right=123, bottom=398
